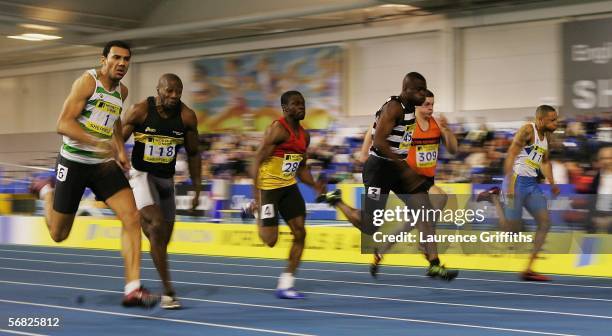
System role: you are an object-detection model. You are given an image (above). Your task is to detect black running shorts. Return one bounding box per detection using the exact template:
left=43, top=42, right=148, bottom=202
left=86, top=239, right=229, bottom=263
left=53, top=154, right=130, bottom=214
left=360, top=155, right=431, bottom=235
left=258, top=184, right=306, bottom=227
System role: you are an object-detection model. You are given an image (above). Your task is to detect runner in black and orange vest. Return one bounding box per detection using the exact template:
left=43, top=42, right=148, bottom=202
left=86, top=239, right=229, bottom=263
left=250, top=90, right=325, bottom=299
left=369, top=89, right=459, bottom=279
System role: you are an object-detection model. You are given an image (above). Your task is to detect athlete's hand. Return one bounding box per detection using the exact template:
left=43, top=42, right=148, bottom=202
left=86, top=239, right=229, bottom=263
left=551, top=185, right=561, bottom=198
left=96, top=139, right=113, bottom=157
left=114, top=144, right=131, bottom=172
left=191, top=192, right=200, bottom=211
left=314, top=176, right=327, bottom=195
left=437, top=115, right=449, bottom=130
left=252, top=186, right=261, bottom=211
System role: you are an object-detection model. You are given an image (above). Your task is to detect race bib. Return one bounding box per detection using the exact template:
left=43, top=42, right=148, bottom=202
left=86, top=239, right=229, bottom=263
left=399, top=124, right=416, bottom=150
left=526, top=145, right=545, bottom=169
left=280, top=154, right=303, bottom=178
left=85, top=100, right=121, bottom=136
left=143, top=136, right=182, bottom=164
left=416, top=144, right=439, bottom=168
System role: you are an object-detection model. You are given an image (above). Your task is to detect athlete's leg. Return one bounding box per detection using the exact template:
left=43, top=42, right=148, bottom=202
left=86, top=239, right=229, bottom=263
left=524, top=187, right=551, bottom=276
left=140, top=205, right=174, bottom=295
left=36, top=156, right=86, bottom=242
left=258, top=189, right=280, bottom=247
left=275, top=185, right=307, bottom=299
left=105, top=188, right=142, bottom=284
left=285, top=216, right=306, bottom=275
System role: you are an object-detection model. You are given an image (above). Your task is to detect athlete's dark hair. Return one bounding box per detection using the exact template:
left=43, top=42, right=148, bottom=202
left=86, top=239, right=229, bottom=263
left=425, top=89, right=434, bottom=98
left=281, top=90, right=303, bottom=106
left=102, top=40, right=131, bottom=58
left=536, top=105, right=556, bottom=119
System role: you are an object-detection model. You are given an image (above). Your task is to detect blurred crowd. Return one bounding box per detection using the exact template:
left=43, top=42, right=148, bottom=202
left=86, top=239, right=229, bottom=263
left=184, top=113, right=612, bottom=189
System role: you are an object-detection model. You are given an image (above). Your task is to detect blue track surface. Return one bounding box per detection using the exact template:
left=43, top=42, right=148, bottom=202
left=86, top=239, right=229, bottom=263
left=0, top=244, right=610, bottom=336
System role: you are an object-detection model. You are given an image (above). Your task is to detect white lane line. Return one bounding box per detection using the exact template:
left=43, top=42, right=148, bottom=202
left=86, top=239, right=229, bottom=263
left=0, top=279, right=609, bottom=320
left=0, top=299, right=314, bottom=336
left=0, top=282, right=580, bottom=336
left=1, top=259, right=610, bottom=303
left=1, top=250, right=609, bottom=289
left=0, top=329, right=48, bottom=336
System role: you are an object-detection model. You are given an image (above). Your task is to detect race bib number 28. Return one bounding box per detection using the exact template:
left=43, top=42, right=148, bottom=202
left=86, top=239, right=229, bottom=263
left=281, top=154, right=303, bottom=178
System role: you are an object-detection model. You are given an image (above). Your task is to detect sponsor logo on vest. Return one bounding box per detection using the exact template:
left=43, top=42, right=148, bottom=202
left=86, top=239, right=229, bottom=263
left=145, top=127, right=157, bottom=133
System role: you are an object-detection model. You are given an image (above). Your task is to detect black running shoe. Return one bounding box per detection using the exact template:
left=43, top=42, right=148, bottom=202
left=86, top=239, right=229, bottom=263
left=316, top=189, right=342, bottom=206
left=426, top=265, right=459, bottom=281
left=370, top=250, right=382, bottom=278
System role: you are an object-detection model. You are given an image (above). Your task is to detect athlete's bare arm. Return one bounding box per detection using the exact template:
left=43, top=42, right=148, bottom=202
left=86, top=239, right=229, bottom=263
left=121, top=100, right=149, bottom=142
left=182, top=104, right=202, bottom=210
left=251, top=122, right=289, bottom=205
left=372, top=100, right=408, bottom=166
left=296, top=132, right=324, bottom=194
left=358, top=128, right=373, bottom=163
left=111, top=83, right=131, bottom=170
left=540, top=135, right=560, bottom=196
left=504, top=124, right=534, bottom=177
left=437, top=115, right=458, bottom=155
left=56, top=73, right=101, bottom=147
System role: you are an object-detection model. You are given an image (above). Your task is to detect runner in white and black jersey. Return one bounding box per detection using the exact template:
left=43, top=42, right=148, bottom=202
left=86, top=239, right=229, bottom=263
left=318, top=72, right=457, bottom=280
left=30, top=41, right=158, bottom=307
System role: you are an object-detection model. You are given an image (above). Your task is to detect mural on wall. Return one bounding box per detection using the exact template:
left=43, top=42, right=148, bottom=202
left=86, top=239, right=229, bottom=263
left=192, top=45, right=343, bottom=133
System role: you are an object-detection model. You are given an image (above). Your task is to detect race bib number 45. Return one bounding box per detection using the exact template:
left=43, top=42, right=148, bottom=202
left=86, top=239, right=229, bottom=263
left=281, top=154, right=303, bottom=178
left=399, top=124, right=416, bottom=150
left=85, top=100, right=121, bottom=136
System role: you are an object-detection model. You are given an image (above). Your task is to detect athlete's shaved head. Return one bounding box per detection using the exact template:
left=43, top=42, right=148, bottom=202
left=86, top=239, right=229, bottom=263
left=158, top=73, right=183, bottom=89
left=157, top=73, right=183, bottom=110
left=400, top=72, right=427, bottom=106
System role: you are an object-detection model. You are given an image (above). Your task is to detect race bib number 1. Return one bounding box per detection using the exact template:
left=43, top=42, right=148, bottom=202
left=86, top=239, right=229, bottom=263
left=85, top=100, right=121, bottom=136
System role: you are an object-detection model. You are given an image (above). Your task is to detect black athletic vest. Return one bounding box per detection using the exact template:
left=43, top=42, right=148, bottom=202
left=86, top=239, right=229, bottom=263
left=369, top=96, right=416, bottom=160
left=131, top=97, right=185, bottom=178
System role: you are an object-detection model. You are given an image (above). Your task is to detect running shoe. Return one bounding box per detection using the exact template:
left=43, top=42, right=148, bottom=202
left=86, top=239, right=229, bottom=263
left=122, top=286, right=159, bottom=308
left=275, top=288, right=305, bottom=299
left=426, top=264, right=459, bottom=281
left=520, top=270, right=551, bottom=281
left=370, top=249, right=382, bottom=278
left=316, top=189, right=342, bottom=206
left=476, top=186, right=500, bottom=203
left=160, top=295, right=182, bottom=309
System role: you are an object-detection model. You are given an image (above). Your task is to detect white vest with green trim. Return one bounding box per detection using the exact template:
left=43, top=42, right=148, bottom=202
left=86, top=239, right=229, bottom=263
left=60, top=69, right=123, bottom=164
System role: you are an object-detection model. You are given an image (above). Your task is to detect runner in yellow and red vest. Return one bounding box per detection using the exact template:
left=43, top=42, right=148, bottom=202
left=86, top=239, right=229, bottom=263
left=370, top=89, right=459, bottom=277
left=251, top=90, right=325, bottom=299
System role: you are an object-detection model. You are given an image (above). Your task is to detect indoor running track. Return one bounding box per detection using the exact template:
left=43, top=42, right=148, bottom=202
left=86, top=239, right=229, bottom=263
left=0, top=244, right=610, bottom=336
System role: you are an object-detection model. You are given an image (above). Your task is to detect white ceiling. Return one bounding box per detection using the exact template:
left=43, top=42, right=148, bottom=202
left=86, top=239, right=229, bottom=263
left=0, top=0, right=606, bottom=68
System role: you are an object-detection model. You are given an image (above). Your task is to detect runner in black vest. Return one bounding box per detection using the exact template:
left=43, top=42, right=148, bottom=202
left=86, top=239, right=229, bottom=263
left=122, top=73, right=201, bottom=309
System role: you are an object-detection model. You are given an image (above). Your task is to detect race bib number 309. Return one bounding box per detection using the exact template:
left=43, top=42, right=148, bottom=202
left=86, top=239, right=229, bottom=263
left=416, top=144, right=439, bottom=168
